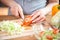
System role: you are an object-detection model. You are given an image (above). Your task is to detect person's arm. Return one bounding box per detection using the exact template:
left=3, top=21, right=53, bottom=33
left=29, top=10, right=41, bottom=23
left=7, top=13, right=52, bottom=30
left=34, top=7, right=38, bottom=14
left=40, top=0, right=59, bottom=15
left=31, top=0, right=59, bottom=23
left=1, top=0, right=17, bottom=7
left=1, top=0, right=24, bottom=19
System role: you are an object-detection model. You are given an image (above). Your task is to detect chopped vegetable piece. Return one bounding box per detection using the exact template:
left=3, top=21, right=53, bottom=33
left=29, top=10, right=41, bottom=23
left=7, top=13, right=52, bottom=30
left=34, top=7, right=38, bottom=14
left=53, top=28, right=59, bottom=34
left=46, top=35, right=53, bottom=40
left=22, top=15, right=32, bottom=26
left=0, top=21, right=24, bottom=35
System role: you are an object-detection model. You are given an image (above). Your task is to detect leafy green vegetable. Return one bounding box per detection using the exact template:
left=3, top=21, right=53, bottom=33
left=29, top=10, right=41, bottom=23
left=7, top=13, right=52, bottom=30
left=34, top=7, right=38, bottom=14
left=40, top=30, right=60, bottom=40
left=0, top=21, right=24, bottom=35
left=51, top=11, right=60, bottom=29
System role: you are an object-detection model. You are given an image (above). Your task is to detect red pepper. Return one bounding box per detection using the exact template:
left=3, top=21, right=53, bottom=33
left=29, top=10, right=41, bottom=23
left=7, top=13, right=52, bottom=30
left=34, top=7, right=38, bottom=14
left=53, top=28, right=59, bottom=34
left=22, top=15, right=32, bottom=26
left=46, top=35, right=53, bottom=40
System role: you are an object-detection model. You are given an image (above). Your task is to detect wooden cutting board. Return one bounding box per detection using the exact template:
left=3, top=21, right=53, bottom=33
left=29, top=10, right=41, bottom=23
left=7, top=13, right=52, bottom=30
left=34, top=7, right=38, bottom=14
left=0, top=13, right=52, bottom=40
left=0, top=15, right=34, bottom=39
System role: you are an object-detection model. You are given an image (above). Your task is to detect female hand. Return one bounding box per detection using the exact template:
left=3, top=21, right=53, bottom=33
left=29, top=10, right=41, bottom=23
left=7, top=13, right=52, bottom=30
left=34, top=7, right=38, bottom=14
left=31, top=10, right=46, bottom=23
left=10, top=4, right=24, bottom=19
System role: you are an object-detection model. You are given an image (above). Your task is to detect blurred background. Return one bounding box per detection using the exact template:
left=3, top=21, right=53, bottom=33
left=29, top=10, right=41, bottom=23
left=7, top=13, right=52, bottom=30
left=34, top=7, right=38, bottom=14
left=0, top=0, right=49, bottom=15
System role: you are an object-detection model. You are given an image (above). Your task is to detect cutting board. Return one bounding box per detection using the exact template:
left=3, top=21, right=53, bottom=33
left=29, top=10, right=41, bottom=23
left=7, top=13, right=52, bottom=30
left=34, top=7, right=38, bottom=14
left=0, top=15, right=35, bottom=39
left=0, top=14, right=52, bottom=40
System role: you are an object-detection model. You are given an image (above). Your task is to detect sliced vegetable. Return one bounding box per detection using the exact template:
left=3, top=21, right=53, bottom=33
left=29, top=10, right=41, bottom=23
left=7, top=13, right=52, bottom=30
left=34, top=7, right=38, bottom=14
left=51, top=11, right=60, bottom=29
left=53, top=28, right=59, bottom=34
left=22, top=15, right=32, bottom=26
left=0, top=21, right=24, bottom=35
left=38, top=29, right=60, bottom=40
left=46, top=35, right=53, bottom=40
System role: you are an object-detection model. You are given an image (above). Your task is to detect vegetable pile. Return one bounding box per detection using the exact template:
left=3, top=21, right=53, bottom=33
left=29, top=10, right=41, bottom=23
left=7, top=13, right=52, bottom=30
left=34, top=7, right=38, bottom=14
left=51, top=11, right=60, bottom=29
left=0, top=21, right=24, bottom=35
left=33, top=23, right=60, bottom=40
left=39, top=28, right=60, bottom=40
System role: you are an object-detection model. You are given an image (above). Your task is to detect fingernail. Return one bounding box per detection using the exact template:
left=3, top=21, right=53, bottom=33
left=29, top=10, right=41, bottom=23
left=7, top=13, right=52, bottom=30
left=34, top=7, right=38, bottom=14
left=22, top=16, right=25, bottom=19
left=22, top=17, right=24, bottom=20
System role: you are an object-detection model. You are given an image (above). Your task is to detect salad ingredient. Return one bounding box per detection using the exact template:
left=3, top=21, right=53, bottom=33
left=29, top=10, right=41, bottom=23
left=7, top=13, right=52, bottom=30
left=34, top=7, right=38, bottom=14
left=22, top=15, right=32, bottom=26
left=51, top=11, right=60, bottom=29
left=52, top=5, right=60, bottom=16
left=33, top=23, right=60, bottom=40
left=53, top=28, right=59, bottom=34
left=40, top=30, right=60, bottom=40
left=0, top=21, right=24, bottom=35
left=46, top=35, right=53, bottom=40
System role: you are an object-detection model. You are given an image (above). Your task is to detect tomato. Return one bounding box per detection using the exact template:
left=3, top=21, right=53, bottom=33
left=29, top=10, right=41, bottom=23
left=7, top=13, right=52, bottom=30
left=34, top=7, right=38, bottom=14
left=22, top=15, right=32, bottom=26
left=46, top=35, right=53, bottom=40
left=53, top=28, right=59, bottom=34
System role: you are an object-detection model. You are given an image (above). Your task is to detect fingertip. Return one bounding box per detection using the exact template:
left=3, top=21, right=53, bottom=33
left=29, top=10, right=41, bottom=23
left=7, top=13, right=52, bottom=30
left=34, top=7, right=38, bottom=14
left=20, top=14, right=24, bottom=19
left=19, top=12, right=24, bottom=19
left=22, top=16, right=24, bottom=20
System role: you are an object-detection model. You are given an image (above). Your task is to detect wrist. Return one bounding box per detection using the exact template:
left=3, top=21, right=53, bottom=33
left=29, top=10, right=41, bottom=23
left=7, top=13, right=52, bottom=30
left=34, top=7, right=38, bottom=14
left=40, top=7, right=51, bottom=15
left=9, top=2, right=18, bottom=8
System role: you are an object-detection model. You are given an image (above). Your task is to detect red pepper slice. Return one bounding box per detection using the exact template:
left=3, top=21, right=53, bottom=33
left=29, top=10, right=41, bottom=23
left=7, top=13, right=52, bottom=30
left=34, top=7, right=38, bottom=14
left=46, top=35, right=53, bottom=40
left=22, top=15, right=32, bottom=26
left=53, top=28, right=59, bottom=34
